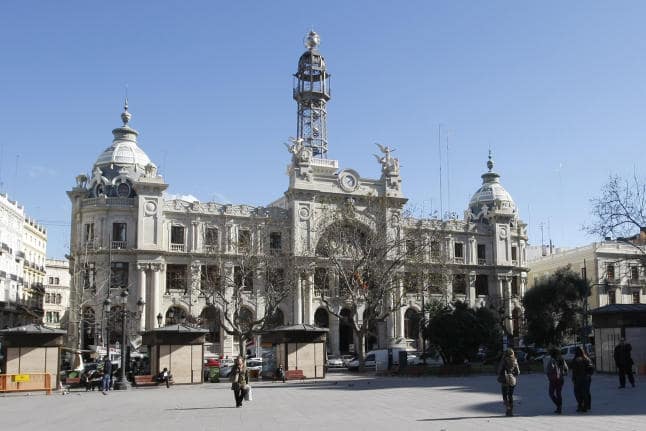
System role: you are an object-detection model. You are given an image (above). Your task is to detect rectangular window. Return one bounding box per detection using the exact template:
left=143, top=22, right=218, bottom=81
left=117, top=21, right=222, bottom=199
left=83, top=263, right=96, bottom=291
left=84, top=223, right=94, bottom=243
left=608, top=290, right=616, bottom=304
left=166, top=264, right=187, bottom=292
left=430, top=241, right=441, bottom=259
left=171, top=226, right=185, bottom=244
left=427, top=273, right=443, bottom=294
left=511, top=276, right=519, bottom=297
left=607, top=264, right=615, bottom=281
left=631, top=266, right=639, bottom=281
left=110, top=262, right=129, bottom=289
left=454, top=243, right=464, bottom=259
left=475, top=274, right=488, bottom=296
left=633, top=291, right=641, bottom=304
left=477, top=244, right=486, bottom=261
left=46, top=312, right=52, bottom=323
left=269, top=232, right=282, bottom=252
left=200, top=265, right=221, bottom=293
left=452, top=274, right=467, bottom=295
left=56, top=294, right=61, bottom=304
left=205, top=227, right=219, bottom=248
left=112, top=223, right=127, bottom=243
left=234, top=266, right=253, bottom=291
left=53, top=312, right=60, bottom=323
left=48, top=277, right=54, bottom=285
left=54, top=277, right=59, bottom=285
left=406, top=239, right=417, bottom=258
left=238, top=229, right=251, bottom=252
left=511, top=246, right=518, bottom=261
left=314, top=268, right=329, bottom=297
left=404, top=272, right=419, bottom=293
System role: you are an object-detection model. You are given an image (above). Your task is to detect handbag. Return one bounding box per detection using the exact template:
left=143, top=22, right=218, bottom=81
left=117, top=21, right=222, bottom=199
left=244, top=385, right=252, bottom=401
left=505, top=370, right=517, bottom=386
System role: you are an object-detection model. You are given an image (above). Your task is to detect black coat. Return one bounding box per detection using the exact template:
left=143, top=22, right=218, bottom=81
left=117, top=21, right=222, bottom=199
left=614, top=343, right=634, bottom=368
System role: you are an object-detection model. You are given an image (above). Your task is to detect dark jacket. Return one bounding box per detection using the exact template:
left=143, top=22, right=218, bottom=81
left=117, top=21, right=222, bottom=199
left=497, top=356, right=520, bottom=387
left=102, top=359, right=112, bottom=376
left=614, top=343, right=634, bottom=368
left=570, top=356, right=593, bottom=381
left=230, top=365, right=249, bottom=390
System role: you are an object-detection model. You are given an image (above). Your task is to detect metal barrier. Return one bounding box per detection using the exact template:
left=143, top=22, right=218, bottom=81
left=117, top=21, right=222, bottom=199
left=0, top=373, right=52, bottom=395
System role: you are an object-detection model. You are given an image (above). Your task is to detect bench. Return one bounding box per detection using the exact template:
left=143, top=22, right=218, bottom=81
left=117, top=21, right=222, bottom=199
left=284, top=369, right=305, bottom=381
left=133, top=374, right=174, bottom=387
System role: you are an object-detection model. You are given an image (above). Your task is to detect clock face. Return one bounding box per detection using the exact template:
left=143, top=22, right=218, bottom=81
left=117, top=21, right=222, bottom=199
left=117, top=182, right=131, bottom=198
left=339, top=171, right=358, bottom=192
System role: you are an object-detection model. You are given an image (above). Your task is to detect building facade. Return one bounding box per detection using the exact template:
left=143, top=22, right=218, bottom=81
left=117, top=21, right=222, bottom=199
left=67, top=32, right=529, bottom=356
left=43, top=258, right=70, bottom=329
left=528, top=238, right=646, bottom=310
left=0, top=193, right=46, bottom=328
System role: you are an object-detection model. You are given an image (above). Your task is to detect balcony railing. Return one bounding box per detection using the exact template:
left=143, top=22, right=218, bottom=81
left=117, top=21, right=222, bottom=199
left=111, top=241, right=127, bottom=249
left=453, top=257, right=465, bottom=264
left=204, top=245, right=218, bottom=253
left=511, top=260, right=518, bottom=266
left=170, top=243, right=185, bottom=252
left=478, top=258, right=487, bottom=265
left=310, top=158, right=339, bottom=169
left=81, top=197, right=135, bottom=208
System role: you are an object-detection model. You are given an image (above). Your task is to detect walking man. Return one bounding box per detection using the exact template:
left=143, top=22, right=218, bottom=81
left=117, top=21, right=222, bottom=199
left=545, top=348, right=568, bottom=414
left=614, top=338, right=635, bottom=388
left=101, top=356, right=112, bottom=395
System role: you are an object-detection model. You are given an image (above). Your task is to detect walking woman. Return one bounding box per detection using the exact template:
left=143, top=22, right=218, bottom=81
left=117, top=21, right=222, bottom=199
left=546, top=348, right=568, bottom=414
left=571, top=346, right=594, bottom=412
left=230, top=355, right=249, bottom=408
left=497, top=348, right=520, bottom=417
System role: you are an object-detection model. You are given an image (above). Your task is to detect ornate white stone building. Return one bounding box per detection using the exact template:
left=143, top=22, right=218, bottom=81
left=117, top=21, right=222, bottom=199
left=67, top=32, right=529, bottom=356
left=0, top=193, right=47, bottom=328
left=43, top=258, right=70, bottom=329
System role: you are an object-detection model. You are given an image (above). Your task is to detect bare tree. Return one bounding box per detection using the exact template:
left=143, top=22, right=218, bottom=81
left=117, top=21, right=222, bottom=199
left=313, top=197, right=437, bottom=369
left=197, top=242, right=295, bottom=357
left=587, top=174, right=646, bottom=261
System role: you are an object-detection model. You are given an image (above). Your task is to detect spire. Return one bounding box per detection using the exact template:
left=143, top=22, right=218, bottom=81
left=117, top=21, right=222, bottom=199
left=304, top=30, right=320, bottom=51
left=112, top=99, right=138, bottom=143
left=481, top=150, right=500, bottom=184
left=487, top=149, right=494, bottom=172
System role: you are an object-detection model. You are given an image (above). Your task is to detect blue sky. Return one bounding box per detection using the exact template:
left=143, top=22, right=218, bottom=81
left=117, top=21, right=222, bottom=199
left=0, top=1, right=643, bottom=259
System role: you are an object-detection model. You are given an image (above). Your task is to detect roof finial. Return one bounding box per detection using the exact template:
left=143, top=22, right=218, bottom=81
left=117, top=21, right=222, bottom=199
left=304, top=30, right=320, bottom=51
left=121, top=94, right=132, bottom=127
left=487, top=149, right=494, bottom=172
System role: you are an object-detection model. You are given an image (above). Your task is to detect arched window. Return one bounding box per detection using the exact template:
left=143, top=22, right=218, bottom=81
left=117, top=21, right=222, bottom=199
left=166, top=306, right=187, bottom=325
left=265, top=308, right=284, bottom=328
left=314, top=308, right=329, bottom=328
left=200, top=306, right=221, bottom=343
left=404, top=308, right=421, bottom=340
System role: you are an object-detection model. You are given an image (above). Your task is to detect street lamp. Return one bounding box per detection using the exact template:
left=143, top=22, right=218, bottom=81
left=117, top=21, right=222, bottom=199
left=157, top=312, right=163, bottom=327
left=113, top=289, right=145, bottom=391
left=103, top=298, right=112, bottom=349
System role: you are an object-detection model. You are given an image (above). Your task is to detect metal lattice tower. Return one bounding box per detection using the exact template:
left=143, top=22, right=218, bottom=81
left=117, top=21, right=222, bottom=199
left=293, top=31, right=331, bottom=158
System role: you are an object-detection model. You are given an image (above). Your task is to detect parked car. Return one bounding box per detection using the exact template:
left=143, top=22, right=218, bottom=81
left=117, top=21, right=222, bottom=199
left=561, top=343, right=594, bottom=364
left=246, top=357, right=263, bottom=372
left=327, top=355, right=345, bottom=368
left=341, top=354, right=356, bottom=367
left=347, top=352, right=377, bottom=371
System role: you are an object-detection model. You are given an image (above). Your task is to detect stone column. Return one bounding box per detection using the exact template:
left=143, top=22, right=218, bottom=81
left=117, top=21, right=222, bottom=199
left=294, top=273, right=303, bottom=324
left=305, top=271, right=314, bottom=324
left=395, top=278, right=405, bottom=339
left=136, top=264, right=147, bottom=332
left=329, top=313, right=340, bottom=356
left=468, top=271, right=477, bottom=307
left=151, top=263, right=163, bottom=327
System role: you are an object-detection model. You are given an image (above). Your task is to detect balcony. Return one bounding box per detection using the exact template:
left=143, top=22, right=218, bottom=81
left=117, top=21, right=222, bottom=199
left=81, top=197, right=135, bottom=208
left=111, top=241, right=127, bottom=249
left=511, top=260, right=518, bottom=266
left=170, top=243, right=185, bottom=252
left=204, top=245, right=218, bottom=253
left=453, top=257, right=465, bottom=264
left=478, top=258, right=487, bottom=265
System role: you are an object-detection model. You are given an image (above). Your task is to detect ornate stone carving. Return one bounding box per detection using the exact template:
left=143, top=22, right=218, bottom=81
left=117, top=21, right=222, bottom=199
left=298, top=204, right=311, bottom=220
left=75, top=173, right=88, bottom=189
left=144, top=200, right=157, bottom=215
left=286, top=137, right=313, bottom=181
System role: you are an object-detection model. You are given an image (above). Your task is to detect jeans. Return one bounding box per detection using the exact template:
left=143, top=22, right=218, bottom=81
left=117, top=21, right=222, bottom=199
left=101, top=374, right=111, bottom=392
left=548, top=378, right=564, bottom=408
left=233, top=387, right=245, bottom=406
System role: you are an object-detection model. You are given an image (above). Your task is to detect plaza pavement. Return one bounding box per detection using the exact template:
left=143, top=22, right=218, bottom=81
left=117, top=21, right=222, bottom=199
left=1, top=371, right=644, bottom=431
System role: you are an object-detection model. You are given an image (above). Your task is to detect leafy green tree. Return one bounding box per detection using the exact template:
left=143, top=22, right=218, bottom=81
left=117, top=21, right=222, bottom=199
left=423, top=301, right=500, bottom=364
left=522, top=266, right=589, bottom=347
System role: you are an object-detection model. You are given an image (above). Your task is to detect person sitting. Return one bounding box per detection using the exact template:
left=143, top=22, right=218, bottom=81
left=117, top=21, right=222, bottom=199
left=276, top=364, right=285, bottom=383
left=156, top=368, right=171, bottom=388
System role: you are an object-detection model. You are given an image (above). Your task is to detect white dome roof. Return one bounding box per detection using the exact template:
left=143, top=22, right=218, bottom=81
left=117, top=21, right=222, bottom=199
left=93, top=104, right=155, bottom=171
left=468, top=154, right=516, bottom=215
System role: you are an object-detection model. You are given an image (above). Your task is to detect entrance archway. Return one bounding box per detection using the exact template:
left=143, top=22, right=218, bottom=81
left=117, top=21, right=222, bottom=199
left=314, top=308, right=329, bottom=328
left=200, top=306, right=221, bottom=343
left=404, top=308, right=421, bottom=349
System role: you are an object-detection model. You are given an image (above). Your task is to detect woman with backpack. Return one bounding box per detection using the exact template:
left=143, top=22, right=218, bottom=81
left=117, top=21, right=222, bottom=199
left=497, top=348, right=520, bottom=417
left=545, top=348, right=568, bottom=414
left=571, top=346, right=594, bottom=413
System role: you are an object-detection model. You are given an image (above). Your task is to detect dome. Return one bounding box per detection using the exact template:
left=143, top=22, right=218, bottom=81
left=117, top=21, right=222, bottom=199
left=468, top=153, right=517, bottom=216
left=93, top=103, right=155, bottom=171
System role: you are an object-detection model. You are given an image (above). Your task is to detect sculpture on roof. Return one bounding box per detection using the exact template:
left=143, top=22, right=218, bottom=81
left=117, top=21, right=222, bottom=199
left=374, top=143, right=400, bottom=176
left=285, top=137, right=312, bottom=181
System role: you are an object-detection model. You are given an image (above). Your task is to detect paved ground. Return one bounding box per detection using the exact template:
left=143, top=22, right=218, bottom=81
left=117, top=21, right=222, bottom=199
left=1, top=371, right=644, bottom=431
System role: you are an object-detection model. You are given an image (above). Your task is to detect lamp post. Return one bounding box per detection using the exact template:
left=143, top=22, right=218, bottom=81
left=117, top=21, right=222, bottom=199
left=157, top=312, right=163, bottom=327
left=113, top=289, right=145, bottom=391
left=103, top=298, right=111, bottom=349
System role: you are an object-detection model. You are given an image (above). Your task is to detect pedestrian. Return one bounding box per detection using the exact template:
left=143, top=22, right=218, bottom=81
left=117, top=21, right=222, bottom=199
left=156, top=368, right=171, bottom=388
left=571, top=346, right=594, bottom=412
left=614, top=338, right=635, bottom=388
left=496, top=348, right=520, bottom=417
left=276, top=364, right=285, bottom=383
left=101, top=355, right=112, bottom=395
left=230, top=355, right=249, bottom=408
left=545, top=347, right=568, bottom=414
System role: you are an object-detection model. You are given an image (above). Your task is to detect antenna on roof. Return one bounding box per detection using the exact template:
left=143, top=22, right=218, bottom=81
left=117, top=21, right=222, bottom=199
left=438, top=124, right=443, bottom=220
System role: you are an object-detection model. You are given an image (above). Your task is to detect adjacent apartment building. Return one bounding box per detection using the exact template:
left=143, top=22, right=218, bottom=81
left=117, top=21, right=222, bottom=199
left=43, top=258, right=70, bottom=329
